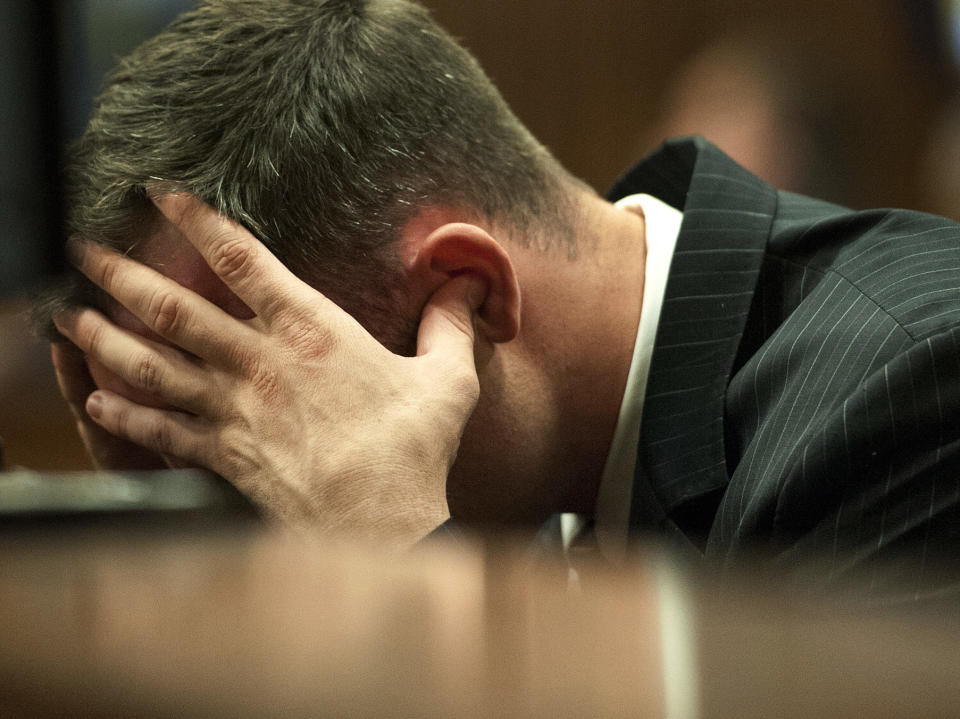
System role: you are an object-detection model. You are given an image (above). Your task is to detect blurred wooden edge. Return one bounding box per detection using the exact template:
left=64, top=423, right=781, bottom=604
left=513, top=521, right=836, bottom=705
left=0, top=527, right=958, bottom=718
left=0, top=527, right=662, bottom=718
left=695, top=576, right=960, bottom=719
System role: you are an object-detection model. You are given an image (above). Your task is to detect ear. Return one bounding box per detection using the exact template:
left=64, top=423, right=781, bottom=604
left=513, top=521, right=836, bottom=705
left=407, top=222, right=521, bottom=343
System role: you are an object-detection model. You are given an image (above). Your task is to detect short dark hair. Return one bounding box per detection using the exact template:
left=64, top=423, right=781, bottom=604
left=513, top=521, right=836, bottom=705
left=57, top=0, right=574, bottom=352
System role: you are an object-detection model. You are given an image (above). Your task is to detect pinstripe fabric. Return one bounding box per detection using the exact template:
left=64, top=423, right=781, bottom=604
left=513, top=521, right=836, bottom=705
left=609, top=137, right=960, bottom=603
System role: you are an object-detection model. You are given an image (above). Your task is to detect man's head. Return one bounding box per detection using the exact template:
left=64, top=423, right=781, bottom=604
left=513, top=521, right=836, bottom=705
left=63, top=0, right=576, bottom=353
left=50, top=0, right=646, bottom=527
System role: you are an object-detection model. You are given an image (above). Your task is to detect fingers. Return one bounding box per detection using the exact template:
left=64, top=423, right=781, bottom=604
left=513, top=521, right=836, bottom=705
left=151, top=193, right=320, bottom=322
left=51, top=340, right=97, bottom=410
left=85, top=390, right=209, bottom=467
left=68, top=238, right=253, bottom=365
left=50, top=342, right=166, bottom=470
left=416, top=273, right=485, bottom=395
left=54, top=307, right=215, bottom=416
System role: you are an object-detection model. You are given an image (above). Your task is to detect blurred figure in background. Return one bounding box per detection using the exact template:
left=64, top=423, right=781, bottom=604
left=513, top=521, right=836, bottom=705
left=920, top=98, right=960, bottom=220
left=638, top=30, right=858, bottom=207
left=913, top=0, right=960, bottom=220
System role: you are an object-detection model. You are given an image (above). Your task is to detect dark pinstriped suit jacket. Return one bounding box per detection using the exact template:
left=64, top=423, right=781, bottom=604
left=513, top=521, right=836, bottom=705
left=610, top=137, right=960, bottom=603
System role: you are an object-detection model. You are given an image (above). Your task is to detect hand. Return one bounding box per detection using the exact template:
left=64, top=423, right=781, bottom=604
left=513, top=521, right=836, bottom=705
left=54, top=195, right=486, bottom=547
left=51, top=341, right=167, bottom=471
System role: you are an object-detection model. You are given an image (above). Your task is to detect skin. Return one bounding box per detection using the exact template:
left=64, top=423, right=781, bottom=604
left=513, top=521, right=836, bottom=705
left=53, top=187, right=647, bottom=545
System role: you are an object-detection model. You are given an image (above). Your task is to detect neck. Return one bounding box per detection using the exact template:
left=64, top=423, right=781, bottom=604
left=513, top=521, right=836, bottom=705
left=543, top=192, right=647, bottom=513
left=446, top=189, right=648, bottom=529
left=484, top=190, right=647, bottom=522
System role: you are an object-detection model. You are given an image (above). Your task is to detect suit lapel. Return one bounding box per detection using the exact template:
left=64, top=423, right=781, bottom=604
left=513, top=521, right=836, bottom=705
left=607, top=137, right=777, bottom=544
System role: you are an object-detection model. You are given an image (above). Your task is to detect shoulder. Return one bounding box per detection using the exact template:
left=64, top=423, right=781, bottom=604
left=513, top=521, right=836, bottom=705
left=767, top=196, right=960, bottom=341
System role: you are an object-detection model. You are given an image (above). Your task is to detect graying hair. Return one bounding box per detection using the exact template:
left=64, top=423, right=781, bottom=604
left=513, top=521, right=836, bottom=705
left=53, top=0, right=574, bottom=352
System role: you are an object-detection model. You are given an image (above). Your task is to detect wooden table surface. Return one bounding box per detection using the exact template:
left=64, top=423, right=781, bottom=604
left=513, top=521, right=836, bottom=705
left=1, top=523, right=959, bottom=718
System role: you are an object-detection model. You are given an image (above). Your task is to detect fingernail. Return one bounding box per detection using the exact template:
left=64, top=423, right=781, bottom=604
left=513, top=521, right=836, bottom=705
left=86, top=392, right=104, bottom=418
left=65, top=236, right=87, bottom=267
left=52, top=306, right=80, bottom=327
left=150, top=190, right=170, bottom=205
left=52, top=311, right=70, bottom=333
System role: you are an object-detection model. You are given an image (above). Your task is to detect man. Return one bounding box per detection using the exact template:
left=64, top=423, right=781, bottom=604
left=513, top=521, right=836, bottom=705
left=48, top=0, right=960, bottom=601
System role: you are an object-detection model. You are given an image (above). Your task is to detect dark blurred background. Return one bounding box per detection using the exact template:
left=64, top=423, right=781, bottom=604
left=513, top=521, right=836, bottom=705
left=2, top=0, right=959, bottom=471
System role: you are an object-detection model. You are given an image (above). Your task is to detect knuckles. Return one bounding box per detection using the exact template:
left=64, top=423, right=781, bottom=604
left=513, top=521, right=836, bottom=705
left=281, top=318, right=337, bottom=360
left=82, top=314, right=109, bottom=356
left=133, top=352, right=163, bottom=393
left=209, top=233, right=256, bottom=285
left=93, top=252, right=122, bottom=293
left=146, top=416, right=175, bottom=454
left=146, top=288, right=188, bottom=337
left=109, top=401, right=131, bottom=438
left=247, top=363, right=284, bottom=405
left=229, top=344, right=286, bottom=406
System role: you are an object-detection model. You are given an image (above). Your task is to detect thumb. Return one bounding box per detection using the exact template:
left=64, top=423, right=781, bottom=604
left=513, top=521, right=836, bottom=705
left=416, top=273, right=487, bottom=362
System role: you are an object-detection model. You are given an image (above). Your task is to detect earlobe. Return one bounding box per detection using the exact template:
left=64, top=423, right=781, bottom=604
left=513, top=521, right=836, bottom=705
left=412, top=222, right=521, bottom=343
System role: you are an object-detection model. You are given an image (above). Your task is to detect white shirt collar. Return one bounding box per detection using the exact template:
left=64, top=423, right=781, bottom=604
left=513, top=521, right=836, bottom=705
left=561, top=193, right=683, bottom=562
